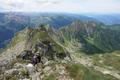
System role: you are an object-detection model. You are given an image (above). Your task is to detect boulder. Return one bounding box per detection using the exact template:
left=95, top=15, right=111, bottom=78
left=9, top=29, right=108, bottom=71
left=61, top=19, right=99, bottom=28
left=14, top=63, right=25, bottom=69
left=26, top=63, right=35, bottom=75
left=43, top=66, right=51, bottom=73
left=4, top=69, right=19, bottom=75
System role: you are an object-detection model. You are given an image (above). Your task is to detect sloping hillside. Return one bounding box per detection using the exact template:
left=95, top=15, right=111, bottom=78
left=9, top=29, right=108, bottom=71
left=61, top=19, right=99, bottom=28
left=59, top=21, right=120, bottom=54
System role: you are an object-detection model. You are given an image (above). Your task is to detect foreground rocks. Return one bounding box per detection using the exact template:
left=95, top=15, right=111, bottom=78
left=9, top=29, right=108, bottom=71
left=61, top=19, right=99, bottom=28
left=0, top=59, right=73, bottom=80
left=0, top=40, right=71, bottom=80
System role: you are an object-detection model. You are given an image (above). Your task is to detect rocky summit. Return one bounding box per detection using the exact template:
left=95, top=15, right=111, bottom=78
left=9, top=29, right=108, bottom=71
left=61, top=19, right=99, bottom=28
left=0, top=25, right=72, bottom=80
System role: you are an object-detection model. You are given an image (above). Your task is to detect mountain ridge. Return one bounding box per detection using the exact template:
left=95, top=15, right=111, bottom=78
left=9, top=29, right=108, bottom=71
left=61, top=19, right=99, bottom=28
left=58, top=20, right=120, bottom=54
left=0, top=24, right=120, bottom=80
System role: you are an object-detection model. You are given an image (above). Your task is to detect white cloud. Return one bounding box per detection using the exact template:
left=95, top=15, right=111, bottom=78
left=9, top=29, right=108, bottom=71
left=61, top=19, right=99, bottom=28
left=0, top=0, right=60, bottom=12
left=0, top=0, right=120, bottom=13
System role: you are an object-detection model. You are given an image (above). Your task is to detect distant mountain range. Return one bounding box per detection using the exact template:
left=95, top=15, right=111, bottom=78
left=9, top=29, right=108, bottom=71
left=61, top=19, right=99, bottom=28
left=0, top=13, right=29, bottom=48
left=0, top=12, right=120, bottom=48
left=86, top=14, right=120, bottom=25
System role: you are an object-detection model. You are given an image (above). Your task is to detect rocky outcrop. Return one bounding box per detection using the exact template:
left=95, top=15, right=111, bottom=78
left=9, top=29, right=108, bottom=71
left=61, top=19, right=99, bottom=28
left=0, top=25, right=72, bottom=80
left=18, top=40, right=70, bottom=66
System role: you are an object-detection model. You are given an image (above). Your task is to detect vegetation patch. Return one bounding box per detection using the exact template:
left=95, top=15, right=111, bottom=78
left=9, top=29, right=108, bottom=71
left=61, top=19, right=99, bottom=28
left=66, top=63, right=117, bottom=80
left=44, top=74, right=56, bottom=80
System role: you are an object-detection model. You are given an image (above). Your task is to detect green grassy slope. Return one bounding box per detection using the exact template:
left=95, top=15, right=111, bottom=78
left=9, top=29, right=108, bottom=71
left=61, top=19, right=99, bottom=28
left=58, top=21, right=120, bottom=54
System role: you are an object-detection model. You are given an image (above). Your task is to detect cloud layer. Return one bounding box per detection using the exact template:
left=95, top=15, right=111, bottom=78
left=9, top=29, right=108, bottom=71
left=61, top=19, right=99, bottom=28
left=0, top=0, right=120, bottom=13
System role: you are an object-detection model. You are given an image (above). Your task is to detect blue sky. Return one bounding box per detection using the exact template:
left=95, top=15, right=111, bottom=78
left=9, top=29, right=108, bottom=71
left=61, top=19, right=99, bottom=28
left=0, top=0, right=120, bottom=13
